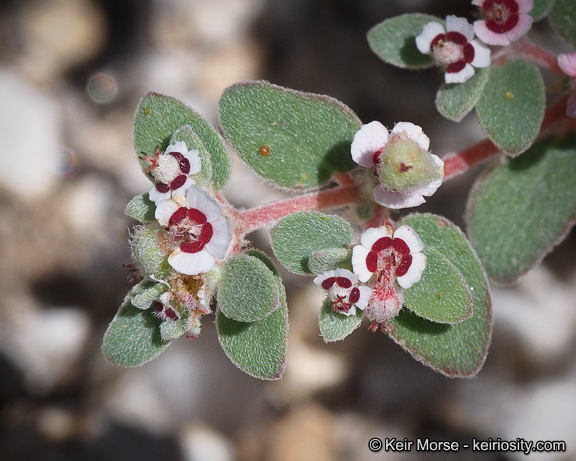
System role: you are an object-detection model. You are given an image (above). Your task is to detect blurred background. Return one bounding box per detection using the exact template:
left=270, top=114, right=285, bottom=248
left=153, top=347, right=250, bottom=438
left=0, top=0, right=575, bottom=459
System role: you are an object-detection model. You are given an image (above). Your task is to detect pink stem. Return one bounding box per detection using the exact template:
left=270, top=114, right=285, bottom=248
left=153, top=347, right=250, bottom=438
left=511, top=38, right=564, bottom=75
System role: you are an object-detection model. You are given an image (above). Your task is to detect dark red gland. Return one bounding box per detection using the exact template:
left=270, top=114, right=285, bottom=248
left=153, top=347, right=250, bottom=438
left=445, top=31, right=468, bottom=45
left=372, top=237, right=393, bottom=252
left=372, top=148, right=383, bottom=165
left=446, top=60, right=467, bottom=73
left=485, top=0, right=519, bottom=33
left=395, top=254, right=413, bottom=277
left=156, top=182, right=170, bottom=193
left=335, top=277, right=352, bottom=288
left=164, top=307, right=178, bottom=319
left=169, top=151, right=184, bottom=160
left=169, top=207, right=189, bottom=226
left=322, top=277, right=337, bottom=290
left=179, top=158, right=191, bottom=174
left=199, top=223, right=213, bottom=244
left=348, top=287, right=360, bottom=304
left=392, top=238, right=410, bottom=255
left=366, top=250, right=379, bottom=273
left=170, top=174, right=187, bottom=190
left=187, top=208, right=207, bottom=224
left=181, top=241, right=205, bottom=253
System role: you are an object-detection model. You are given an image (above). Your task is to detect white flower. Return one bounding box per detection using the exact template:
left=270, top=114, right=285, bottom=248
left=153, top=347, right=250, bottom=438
left=472, top=0, right=533, bottom=46
left=558, top=52, right=576, bottom=78
left=144, top=141, right=202, bottom=205
left=313, top=269, right=372, bottom=316
left=352, top=225, right=426, bottom=289
left=416, top=15, right=491, bottom=83
left=155, top=185, right=231, bottom=275
left=351, top=225, right=427, bottom=332
left=351, top=121, right=444, bottom=209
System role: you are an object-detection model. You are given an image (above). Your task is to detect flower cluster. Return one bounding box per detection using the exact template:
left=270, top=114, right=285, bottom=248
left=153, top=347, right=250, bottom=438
left=136, top=141, right=231, bottom=334
left=315, top=224, right=426, bottom=333
left=416, top=0, right=534, bottom=83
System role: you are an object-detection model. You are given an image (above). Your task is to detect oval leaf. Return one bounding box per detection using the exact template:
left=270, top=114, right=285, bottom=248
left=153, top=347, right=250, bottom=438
left=367, top=14, right=440, bottom=69
left=125, top=193, right=156, bottom=223
left=271, top=211, right=353, bottom=274
left=404, top=248, right=472, bottom=324
left=476, top=60, right=545, bottom=156
left=219, top=81, right=360, bottom=189
left=216, top=295, right=288, bottom=380
left=134, top=93, right=230, bottom=189
left=217, top=254, right=279, bottom=322
left=466, top=133, right=576, bottom=283
left=549, top=0, right=576, bottom=47
left=131, top=280, right=167, bottom=310
left=103, top=296, right=168, bottom=367
left=307, top=248, right=352, bottom=275
left=319, top=297, right=364, bottom=342
left=435, top=67, right=490, bottom=122
left=531, top=0, right=555, bottom=21
left=392, top=213, right=492, bottom=378
left=131, top=227, right=172, bottom=280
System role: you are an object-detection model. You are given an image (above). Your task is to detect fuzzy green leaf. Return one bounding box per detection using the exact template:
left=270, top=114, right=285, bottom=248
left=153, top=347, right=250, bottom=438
left=125, top=193, right=156, bottom=223
left=531, top=0, right=555, bottom=20
left=160, top=315, right=190, bottom=342
left=271, top=211, right=353, bottom=275
left=404, top=248, right=472, bottom=324
left=130, top=280, right=167, bottom=310
left=217, top=254, right=279, bottom=322
left=307, top=248, right=352, bottom=275
left=103, top=296, right=168, bottom=367
left=134, top=93, right=230, bottom=188
left=131, top=227, right=172, bottom=280
left=550, top=0, right=576, bottom=46
left=435, top=67, right=490, bottom=122
left=467, top=133, right=576, bottom=283
left=367, top=14, right=439, bottom=69
left=318, top=297, right=364, bottom=342
left=216, top=296, right=288, bottom=380
left=219, top=81, right=360, bottom=189
left=170, top=125, right=213, bottom=187
left=476, top=60, right=545, bottom=156
left=391, top=214, right=492, bottom=378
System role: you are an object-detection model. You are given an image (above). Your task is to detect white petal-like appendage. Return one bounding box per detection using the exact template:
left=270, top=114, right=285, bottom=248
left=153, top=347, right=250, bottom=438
left=446, top=15, right=474, bottom=42
left=360, top=226, right=393, bottom=248
left=351, top=245, right=372, bottom=283
left=473, top=20, right=511, bottom=46
left=471, top=0, right=485, bottom=6
left=155, top=198, right=180, bottom=226
left=334, top=268, right=359, bottom=284
left=355, top=286, right=372, bottom=310
left=168, top=248, right=215, bottom=275
left=397, top=251, right=427, bottom=289
left=149, top=186, right=171, bottom=206
left=205, top=215, right=231, bottom=259
left=558, top=52, right=576, bottom=77
left=351, top=121, right=389, bottom=168
left=506, top=14, right=533, bottom=42
left=416, top=21, right=445, bottom=54
left=419, top=177, right=443, bottom=197
left=186, top=185, right=222, bottom=222
left=186, top=149, right=202, bottom=175
left=392, top=122, right=430, bottom=151
left=374, top=186, right=426, bottom=209
left=165, top=141, right=188, bottom=155
left=517, top=0, right=534, bottom=14
left=470, top=40, right=491, bottom=68
left=445, top=63, right=475, bottom=84
left=313, top=270, right=336, bottom=287
left=393, top=225, right=424, bottom=253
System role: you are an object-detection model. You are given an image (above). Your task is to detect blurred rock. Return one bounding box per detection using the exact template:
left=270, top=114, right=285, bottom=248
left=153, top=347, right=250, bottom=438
left=179, top=423, right=236, bottom=461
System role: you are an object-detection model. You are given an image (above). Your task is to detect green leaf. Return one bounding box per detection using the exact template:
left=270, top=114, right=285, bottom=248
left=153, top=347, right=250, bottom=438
left=219, top=81, right=360, bottom=189
left=131, top=227, right=173, bottom=280
left=531, top=0, right=556, bottom=21
left=130, top=280, right=167, bottom=310
left=476, top=60, right=545, bottom=156
left=216, top=296, right=288, bottom=380
left=170, top=125, right=213, bottom=187
left=307, top=248, right=352, bottom=275
left=466, top=133, right=576, bottom=283
left=125, top=193, right=156, bottom=223
left=404, top=248, right=472, bottom=324
left=391, top=213, right=492, bottom=378
left=134, top=93, right=231, bottom=189
left=271, top=211, right=353, bottom=274
left=367, top=14, right=440, bottom=69
left=318, top=297, right=364, bottom=342
left=217, top=254, right=280, bottom=322
left=435, top=67, right=490, bottom=122
left=103, top=296, right=168, bottom=367
left=550, top=0, right=576, bottom=46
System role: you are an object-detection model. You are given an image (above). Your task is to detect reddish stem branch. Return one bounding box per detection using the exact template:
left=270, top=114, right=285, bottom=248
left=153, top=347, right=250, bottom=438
left=511, top=38, right=564, bottom=75
left=444, top=97, right=570, bottom=180
left=234, top=183, right=361, bottom=236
